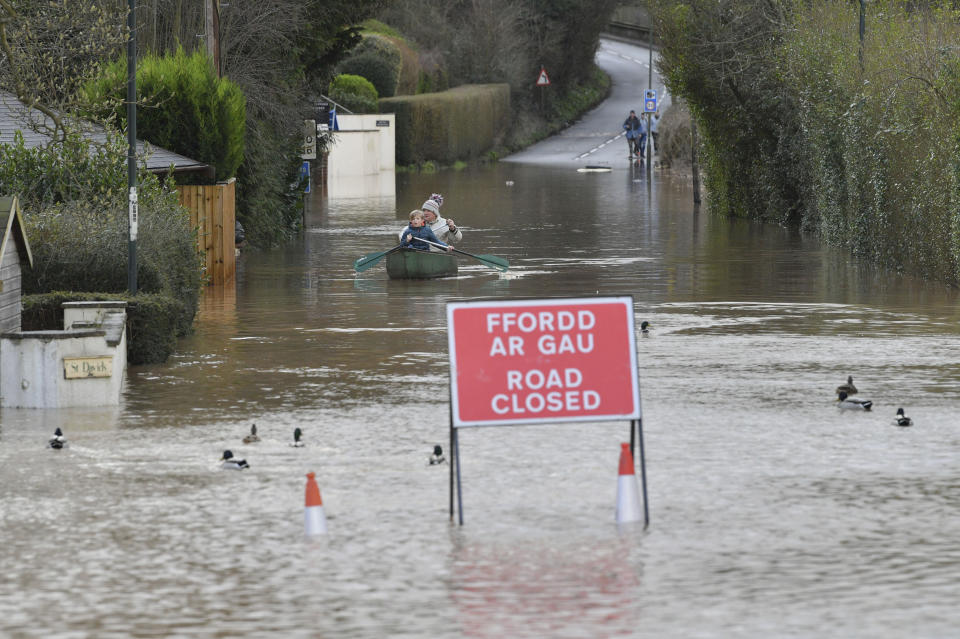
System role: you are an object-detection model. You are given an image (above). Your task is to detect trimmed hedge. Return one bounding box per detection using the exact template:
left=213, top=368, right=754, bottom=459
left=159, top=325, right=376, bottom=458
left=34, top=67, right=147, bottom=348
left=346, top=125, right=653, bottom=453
left=22, top=292, right=186, bottom=365
left=378, top=84, right=510, bottom=164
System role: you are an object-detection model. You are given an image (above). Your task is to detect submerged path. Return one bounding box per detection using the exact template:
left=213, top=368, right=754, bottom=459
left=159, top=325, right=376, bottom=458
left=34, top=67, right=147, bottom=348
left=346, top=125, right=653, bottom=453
left=504, top=38, right=670, bottom=167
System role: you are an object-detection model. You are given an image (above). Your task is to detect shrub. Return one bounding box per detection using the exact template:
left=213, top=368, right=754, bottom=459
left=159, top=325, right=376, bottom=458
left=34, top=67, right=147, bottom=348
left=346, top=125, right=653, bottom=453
left=0, top=125, right=202, bottom=330
left=22, top=292, right=186, bottom=365
left=87, top=47, right=246, bottom=182
left=337, top=35, right=402, bottom=98
left=328, top=74, right=379, bottom=113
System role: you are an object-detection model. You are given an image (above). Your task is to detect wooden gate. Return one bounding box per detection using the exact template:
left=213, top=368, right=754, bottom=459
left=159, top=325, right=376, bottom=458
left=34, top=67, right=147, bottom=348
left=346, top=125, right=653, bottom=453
left=176, top=178, right=236, bottom=286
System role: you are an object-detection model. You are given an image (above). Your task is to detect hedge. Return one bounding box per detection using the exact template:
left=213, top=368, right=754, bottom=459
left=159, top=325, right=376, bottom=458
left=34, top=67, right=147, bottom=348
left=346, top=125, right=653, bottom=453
left=22, top=292, right=186, bottom=365
left=378, top=84, right=510, bottom=164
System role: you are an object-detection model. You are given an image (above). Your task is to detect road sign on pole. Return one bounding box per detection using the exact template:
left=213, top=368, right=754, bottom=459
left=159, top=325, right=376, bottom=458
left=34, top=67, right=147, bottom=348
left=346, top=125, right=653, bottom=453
left=536, top=66, right=551, bottom=86
left=300, top=161, right=311, bottom=194
left=644, top=89, right=658, bottom=113
left=302, top=119, right=316, bottom=160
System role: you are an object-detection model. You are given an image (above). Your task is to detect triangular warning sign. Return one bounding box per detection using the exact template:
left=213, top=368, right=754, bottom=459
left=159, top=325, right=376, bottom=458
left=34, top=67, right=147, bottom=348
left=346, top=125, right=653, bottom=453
left=536, top=67, right=550, bottom=86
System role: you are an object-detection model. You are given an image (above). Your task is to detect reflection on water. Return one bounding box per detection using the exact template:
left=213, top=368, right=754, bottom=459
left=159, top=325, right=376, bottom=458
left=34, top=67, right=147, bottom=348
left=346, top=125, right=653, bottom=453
left=2, top=163, right=959, bottom=638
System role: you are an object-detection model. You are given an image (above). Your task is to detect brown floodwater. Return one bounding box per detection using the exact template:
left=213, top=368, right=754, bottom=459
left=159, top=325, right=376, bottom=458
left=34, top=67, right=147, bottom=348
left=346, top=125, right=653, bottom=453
left=2, top=163, right=959, bottom=638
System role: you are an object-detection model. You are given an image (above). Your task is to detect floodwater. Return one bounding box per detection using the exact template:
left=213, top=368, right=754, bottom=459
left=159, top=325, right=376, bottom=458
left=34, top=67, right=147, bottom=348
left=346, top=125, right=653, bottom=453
left=2, top=163, right=960, bottom=638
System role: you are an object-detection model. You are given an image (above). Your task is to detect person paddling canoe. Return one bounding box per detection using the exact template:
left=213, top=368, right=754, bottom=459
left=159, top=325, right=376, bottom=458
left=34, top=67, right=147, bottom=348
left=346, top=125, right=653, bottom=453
left=398, top=193, right=462, bottom=247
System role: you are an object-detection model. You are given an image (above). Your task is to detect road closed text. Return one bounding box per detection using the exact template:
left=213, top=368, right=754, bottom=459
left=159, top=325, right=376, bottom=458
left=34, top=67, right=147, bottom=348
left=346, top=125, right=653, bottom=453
left=491, top=367, right=600, bottom=415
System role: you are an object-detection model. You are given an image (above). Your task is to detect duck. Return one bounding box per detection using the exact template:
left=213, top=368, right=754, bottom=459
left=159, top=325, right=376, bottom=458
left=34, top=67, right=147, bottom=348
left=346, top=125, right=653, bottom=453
left=48, top=427, right=67, bottom=450
left=429, top=444, right=446, bottom=465
left=837, top=391, right=872, bottom=410
left=836, top=375, right=858, bottom=396
left=895, top=408, right=913, bottom=427
left=242, top=423, right=260, bottom=444
left=640, top=321, right=651, bottom=336
left=220, top=450, right=249, bottom=470
left=289, top=427, right=305, bottom=447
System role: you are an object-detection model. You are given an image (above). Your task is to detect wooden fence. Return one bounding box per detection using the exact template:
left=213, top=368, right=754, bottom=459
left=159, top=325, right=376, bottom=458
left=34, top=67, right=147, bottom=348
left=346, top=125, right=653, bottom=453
left=176, top=178, right=236, bottom=286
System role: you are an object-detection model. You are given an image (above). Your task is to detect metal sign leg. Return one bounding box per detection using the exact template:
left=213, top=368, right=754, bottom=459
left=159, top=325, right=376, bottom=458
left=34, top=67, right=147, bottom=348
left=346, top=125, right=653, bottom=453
left=637, top=417, right=650, bottom=529
left=454, top=428, right=464, bottom=525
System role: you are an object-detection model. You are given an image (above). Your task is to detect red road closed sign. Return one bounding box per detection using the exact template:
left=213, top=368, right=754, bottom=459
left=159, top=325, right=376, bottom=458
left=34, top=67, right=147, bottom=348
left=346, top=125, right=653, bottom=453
left=447, top=297, right=641, bottom=427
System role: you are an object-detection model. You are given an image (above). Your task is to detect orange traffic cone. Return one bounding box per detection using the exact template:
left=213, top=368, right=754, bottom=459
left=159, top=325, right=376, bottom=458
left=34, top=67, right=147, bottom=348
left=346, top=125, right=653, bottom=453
left=616, top=443, right=643, bottom=524
left=304, top=472, right=328, bottom=536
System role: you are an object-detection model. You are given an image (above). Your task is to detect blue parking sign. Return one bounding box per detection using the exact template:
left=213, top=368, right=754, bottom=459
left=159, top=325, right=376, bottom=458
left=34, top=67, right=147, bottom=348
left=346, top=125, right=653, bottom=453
left=644, top=89, right=657, bottom=113
left=300, top=161, right=311, bottom=193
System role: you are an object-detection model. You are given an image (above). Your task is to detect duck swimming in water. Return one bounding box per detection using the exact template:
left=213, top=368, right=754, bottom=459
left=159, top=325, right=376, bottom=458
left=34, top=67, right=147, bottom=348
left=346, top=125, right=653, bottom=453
left=289, top=427, right=305, bottom=447
left=429, top=445, right=445, bottom=465
left=242, top=423, right=260, bottom=444
left=836, top=375, right=858, bottom=395
left=640, top=321, right=651, bottom=336
left=837, top=391, right=872, bottom=410
left=895, top=408, right=913, bottom=427
left=48, top=427, right=67, bottom=450
left=220, top=450, right=249, bottom=470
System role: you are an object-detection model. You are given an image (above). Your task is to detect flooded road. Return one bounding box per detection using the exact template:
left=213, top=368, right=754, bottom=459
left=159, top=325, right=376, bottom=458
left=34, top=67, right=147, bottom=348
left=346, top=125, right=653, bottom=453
left=2, top=161, right=959, bottom=638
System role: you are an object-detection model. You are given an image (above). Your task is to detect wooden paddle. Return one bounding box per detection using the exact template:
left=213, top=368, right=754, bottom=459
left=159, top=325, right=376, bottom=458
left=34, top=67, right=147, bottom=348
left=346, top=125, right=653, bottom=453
left=354, top=244, right=404, bottom=272
left=419, top=239, right=509, bottom=272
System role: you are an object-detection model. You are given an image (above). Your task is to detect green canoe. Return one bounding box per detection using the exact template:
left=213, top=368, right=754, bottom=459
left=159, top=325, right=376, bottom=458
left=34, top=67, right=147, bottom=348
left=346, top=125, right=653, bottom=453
left=386, top=248, right=458, bottom=279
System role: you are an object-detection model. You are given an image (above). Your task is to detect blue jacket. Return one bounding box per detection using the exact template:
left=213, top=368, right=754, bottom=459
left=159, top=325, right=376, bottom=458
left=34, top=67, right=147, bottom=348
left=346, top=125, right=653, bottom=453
left=401, top=225, right=447, bottom=251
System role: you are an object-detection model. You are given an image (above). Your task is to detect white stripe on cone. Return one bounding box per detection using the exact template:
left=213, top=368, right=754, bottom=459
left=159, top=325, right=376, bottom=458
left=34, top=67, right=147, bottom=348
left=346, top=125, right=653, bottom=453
left=616, top=443, right=643, bottom=524
left=304, top=472, right=328, bottom=536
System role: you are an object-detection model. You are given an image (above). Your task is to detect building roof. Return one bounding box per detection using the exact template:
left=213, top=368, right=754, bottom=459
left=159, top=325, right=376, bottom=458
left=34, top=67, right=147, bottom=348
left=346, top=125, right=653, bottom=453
left=0, top=91, right=211, bottom=177
left=0, top=196, right=33, bottom=269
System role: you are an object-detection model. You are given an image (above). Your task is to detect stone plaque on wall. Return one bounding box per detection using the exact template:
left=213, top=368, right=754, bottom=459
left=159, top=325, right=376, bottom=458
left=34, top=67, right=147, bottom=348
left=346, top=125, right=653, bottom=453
left=63, top=356, right=113, bottom=379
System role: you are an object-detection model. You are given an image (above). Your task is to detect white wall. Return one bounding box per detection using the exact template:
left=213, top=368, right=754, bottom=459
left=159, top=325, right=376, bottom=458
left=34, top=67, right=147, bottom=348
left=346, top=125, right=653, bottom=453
left=0, top=302, right=127, bottom=408
left=327, top=113, right=396, bottom=183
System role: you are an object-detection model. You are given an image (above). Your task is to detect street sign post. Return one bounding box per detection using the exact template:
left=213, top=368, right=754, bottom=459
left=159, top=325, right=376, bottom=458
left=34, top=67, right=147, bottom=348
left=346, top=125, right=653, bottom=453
left=644, top=89, right=658, bottom=113
left=536, top=66, right=551, bottom=86
left=299, top=161, right=311, bottom=194
left=445, top=297, right=648, bottom=525
left=302, top=119, right=316, bottom=160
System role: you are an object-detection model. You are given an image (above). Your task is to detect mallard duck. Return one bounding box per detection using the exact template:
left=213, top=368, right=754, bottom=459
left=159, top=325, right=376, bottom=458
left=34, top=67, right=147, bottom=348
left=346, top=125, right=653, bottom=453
left=429, top=444, right=445, bottom=465
left=242, top=423, right=260, bottom=444
left=895, top=408, right=913, bottom=427
left=289, top=427, right=305, bottom=447
left=48, top=427, right=67, bottom=450
left=836, top=375, right=858, bottom=395
left=837, top=391, right=872, bottom=410
left=640, top=321, right=651, bottom=336
left=220, top=450, right=249, bottom=470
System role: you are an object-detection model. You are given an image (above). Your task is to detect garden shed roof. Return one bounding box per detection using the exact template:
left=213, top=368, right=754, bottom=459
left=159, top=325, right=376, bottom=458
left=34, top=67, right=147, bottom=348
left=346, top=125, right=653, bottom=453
left=0, top=195, right=33, bottom=270
left=0, top=91, right=212, bottom=178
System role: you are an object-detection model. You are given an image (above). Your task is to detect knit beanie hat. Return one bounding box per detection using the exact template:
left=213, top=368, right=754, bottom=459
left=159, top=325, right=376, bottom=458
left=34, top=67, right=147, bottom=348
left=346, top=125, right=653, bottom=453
left=421, top=199, right=440, bottom=215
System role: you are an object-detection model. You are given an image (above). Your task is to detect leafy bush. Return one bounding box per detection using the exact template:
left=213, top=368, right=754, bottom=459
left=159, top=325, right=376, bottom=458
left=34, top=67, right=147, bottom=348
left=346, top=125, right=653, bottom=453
left=87, top=47, right=246, bottom=182
left=337, top=35, right=402, bottom=98
left=22, top=292, right=186, bottom=365
left=653, top=0, right=960, bottom=284
left=0, top=124, right=201, bottom=331
left=328, top=74, right=379, bottom=113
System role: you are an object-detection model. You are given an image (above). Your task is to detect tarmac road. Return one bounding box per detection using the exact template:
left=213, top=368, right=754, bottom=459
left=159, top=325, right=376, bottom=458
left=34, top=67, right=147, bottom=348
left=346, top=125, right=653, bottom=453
left=504, top=37, right=670, bottom=168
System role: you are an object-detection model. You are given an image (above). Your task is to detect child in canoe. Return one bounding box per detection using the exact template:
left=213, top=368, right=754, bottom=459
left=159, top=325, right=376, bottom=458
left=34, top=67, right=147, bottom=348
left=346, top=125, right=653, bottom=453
left=401, top=210, right=453, bottom=252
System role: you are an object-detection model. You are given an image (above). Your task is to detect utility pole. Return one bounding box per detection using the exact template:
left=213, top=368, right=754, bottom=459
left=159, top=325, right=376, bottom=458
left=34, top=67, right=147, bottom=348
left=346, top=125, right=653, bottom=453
left=127, top=0, right=138, bottom=294
left=205, top=0, right=221, bottom=76
left=858, top=0, right=865, bottom=71
left=646, top=20, right=653, bottom=172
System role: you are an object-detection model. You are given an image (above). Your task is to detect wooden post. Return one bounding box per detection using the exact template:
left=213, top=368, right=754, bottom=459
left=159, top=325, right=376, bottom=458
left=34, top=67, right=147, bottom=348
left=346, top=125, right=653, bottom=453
left=691, top=120, right=701, bottom=206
